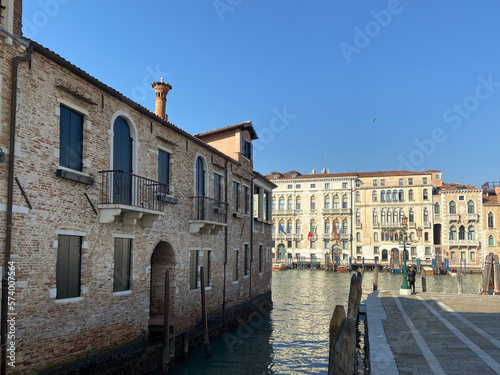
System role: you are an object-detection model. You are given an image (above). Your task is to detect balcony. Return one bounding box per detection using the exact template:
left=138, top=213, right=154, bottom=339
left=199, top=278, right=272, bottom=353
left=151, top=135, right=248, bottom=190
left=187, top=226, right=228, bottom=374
left=448, top=239, right=480, bottom=247
left=189, top=196, right=228, bottom=235
left=340, top=232, right=351, bottom=240
left=434, top=213, right=441, bottom=220
left=449, top=214, right=460, bottom=222
left=274, top=233, right=302, bottom=241
left=467, top=213, right=479, bottom=222
left=356, top=222, right=362, bottom=229
left=423, top=221, right=431, bottom=229
left=331, top=208, right=352, bottom=215
left=98, top=170, right=176, bottom=227
left=409, top=222, right=416, bottom=229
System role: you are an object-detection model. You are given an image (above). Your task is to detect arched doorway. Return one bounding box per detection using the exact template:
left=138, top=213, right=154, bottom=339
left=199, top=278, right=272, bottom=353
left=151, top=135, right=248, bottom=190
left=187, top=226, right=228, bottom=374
left=277, top=244, right=286, bottom=261
left=150, top=241, right=176, bottom=318
left=113, top=116, right=133, bottom=205
left=391, top=248, right=400, bottom=265
left=382, top=249, right=388, bottom=262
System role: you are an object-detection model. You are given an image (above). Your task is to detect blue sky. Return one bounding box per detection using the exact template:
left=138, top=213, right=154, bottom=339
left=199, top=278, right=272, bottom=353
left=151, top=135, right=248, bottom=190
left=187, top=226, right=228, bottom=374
left=22, top=1, right=500, bottom=188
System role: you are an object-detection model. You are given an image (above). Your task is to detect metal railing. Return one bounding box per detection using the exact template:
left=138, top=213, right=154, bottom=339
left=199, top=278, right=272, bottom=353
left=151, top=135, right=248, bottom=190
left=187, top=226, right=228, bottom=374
left=191, top=196, right=228, bottom=224
left=99, top=170, right=168, bottom=212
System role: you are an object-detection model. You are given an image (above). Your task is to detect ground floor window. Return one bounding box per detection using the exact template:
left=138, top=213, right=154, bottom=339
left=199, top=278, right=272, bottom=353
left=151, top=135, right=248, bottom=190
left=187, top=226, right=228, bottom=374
left=233, top=249, right=239, bottom=281
left=470, top=252, right=475, bottom=261
left=460, top=251, right=466, bottom=261
left=114, top=238, right=132, bottom=292
left=56, top=235, right=82, bottom=299
left=425, top=247, right=431, bottom=256
left=411, top=247, right=416, bottom=255
left=374, top=247, right=379, bottom=254
left=450, top=251, right=455, bottom=260
left=325, top=240, right=330, bottom=249
left=190, top=249, right=199, bottom=289
left=356, top=246, right=362, bottom=254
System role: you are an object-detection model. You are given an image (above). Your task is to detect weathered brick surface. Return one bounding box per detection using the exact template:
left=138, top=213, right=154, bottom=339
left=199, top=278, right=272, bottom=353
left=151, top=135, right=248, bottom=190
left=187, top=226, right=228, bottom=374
left=0, top=34, right=274, bottom=373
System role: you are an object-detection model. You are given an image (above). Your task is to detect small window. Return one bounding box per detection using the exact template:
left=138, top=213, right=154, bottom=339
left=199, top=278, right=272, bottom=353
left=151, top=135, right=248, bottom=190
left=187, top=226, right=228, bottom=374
left=296, top=240, right=300, bottom=248
left=59, top=105, right=84, bottom=171
left=373, top=180, right=378, bottom=187
left=214, top=174, right=222, bottom=203
left=324, top=240, right=330, bottom=249
left=342, top=182, right=348, bottom=189
left=114, top=238, right=132, bottom=292
left=272, top=174, right=278, bottom=179
left=356, top=180, right=361, bottom=187
left=325, top=183, right=330, bottom=189
left=459, top=196, right=465, bottom=201
left=57, top=235, right=82, bottom=299
left=423, top=189, right=429, bottom=200
left=287, top=241, right=292, bottom=248
left=450, top=251, right=456, bottom=260
left=489, top=235, right=494, bottom=246
left=425, top=247, right=431, bottom=256
left=411, top=247, right=416, bottom=255
left=488, top=212, right=494, bottom=228
left=296, top=184, right=301, bottom=189
left=311, top=184, right=316, bottom=188
left=158, top=150, right=170, bottom=195
left=287, top=185, right=293, bottom=189
left=356, top=246, right=362, bottom=254
left=399, top=178, right=403, bottom=186
left=408, top=178, right=413, bottom=185
left=435, top=173, right=440, bottom=180
left=355, top=191, right=361, bottom=202
left=470, top=252, right=475, bottom=261
left=342, top=241, right=348, bottom=249
left=244, top=186, right=250, bottom=214
left=310, top=241, right=316, bottom=248
left=241, top=136, right=252, bottom=160
left=423, top=177, right=428, bottom=184
left=233, top=249, right=239, bottom=281
left=291, top=173, right=296, bottom=178
left=374, top=247, right=379, bottom=254
left=233, top=182, right=240, bottom=212
left=380, top=179, right=385, bottom=186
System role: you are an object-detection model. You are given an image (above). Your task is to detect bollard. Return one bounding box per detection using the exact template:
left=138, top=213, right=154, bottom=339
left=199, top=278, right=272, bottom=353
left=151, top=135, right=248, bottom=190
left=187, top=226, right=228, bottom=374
left=373, top=266, right=379, bottom=292
left=457, top=269, right=463, bottom=294
left=421, top=271, right=426, bottom=293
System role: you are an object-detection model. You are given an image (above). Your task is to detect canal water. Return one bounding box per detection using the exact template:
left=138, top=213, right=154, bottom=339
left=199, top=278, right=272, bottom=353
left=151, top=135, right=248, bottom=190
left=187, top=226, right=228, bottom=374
left=159, top=270, right=482, bottom=375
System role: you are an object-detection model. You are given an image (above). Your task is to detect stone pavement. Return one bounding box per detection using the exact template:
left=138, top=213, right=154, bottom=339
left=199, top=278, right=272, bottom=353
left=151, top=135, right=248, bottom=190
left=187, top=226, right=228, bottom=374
left=366, top=291, right=500, bottom=374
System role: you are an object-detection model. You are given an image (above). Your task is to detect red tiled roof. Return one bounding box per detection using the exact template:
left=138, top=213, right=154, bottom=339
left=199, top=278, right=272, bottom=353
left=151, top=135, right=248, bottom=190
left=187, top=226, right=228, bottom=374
left=265, top=169, right=438, bottom=181
left=195, top=121, right=258, bottom=140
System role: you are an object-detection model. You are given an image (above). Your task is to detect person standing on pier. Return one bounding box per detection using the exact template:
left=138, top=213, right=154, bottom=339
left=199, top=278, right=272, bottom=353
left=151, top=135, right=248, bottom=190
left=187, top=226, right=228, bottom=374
left=407, top=266, right=416, bottom=294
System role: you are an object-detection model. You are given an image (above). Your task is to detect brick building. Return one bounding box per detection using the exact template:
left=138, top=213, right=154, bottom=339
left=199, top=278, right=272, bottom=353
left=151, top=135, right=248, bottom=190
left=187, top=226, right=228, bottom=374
left=0, top=1, right=274, bottom=373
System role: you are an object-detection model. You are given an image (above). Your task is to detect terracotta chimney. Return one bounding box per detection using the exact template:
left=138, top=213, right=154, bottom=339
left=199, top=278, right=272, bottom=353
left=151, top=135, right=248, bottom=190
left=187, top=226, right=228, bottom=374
left=151, top=77, right=172, bottom=121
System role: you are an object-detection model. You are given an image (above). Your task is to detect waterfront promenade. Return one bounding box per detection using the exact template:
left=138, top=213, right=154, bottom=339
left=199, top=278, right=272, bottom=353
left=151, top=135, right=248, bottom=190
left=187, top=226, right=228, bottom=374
left=367, top=291, right=500, bottom=374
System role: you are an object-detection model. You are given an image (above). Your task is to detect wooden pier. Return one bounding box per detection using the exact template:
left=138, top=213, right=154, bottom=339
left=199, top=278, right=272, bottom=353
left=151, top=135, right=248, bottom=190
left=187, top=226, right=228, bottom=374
left=366, top=291, right=500, bottom=374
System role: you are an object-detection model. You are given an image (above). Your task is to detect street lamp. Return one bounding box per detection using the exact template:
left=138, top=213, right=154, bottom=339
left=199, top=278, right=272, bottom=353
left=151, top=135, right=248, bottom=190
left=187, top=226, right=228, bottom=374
left=382, top=215, right=421, bottom=295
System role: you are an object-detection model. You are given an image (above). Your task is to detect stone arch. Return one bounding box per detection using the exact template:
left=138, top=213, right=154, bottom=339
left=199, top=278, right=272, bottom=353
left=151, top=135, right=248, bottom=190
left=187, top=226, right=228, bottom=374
left=150, top=241, right=176, bottom=318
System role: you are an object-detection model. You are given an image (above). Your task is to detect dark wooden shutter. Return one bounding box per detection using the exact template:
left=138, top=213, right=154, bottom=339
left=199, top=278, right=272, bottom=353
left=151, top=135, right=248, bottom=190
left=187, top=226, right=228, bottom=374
left=57, top=235, right=81, bottom=299
left=113, top=117, right=133, bottom=205
left=59, top=106, right=83, bottom=171
left=158, top=150, right=170, bottom=194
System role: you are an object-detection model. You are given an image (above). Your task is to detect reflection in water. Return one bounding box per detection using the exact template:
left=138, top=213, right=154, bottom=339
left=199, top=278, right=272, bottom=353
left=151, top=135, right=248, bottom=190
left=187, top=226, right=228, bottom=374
left=166, top=270, right=482, bottom=375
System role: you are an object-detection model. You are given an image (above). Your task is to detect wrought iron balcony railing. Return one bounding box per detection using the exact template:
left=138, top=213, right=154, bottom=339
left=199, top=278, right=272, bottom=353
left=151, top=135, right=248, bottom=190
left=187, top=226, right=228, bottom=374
left=191, top=196, right=228, bottom=224
left=99, top=170, right=168, bottom=212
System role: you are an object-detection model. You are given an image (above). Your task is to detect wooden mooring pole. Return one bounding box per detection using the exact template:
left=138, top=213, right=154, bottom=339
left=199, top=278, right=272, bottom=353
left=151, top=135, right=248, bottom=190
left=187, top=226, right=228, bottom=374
left=200, top=266, right=210, bottom=357
left=421, top=271, right=427, bottom=293
left=347, top=272, right=363, bottom=319
left=373, top=266, right=379, bottom=292
left=457, top=269, right=463, bottom=294
left=162, top=270, right=170, bottom=374
left=328, top=305, right=346, bottom=370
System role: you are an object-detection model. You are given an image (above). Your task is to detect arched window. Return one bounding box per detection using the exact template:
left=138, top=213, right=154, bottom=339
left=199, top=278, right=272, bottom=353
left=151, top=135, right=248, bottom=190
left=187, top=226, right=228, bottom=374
left=409, top=208, right=414, bottom=223
left=356, top=209, right=361, bottom=223
left=271, top=220, right=276, bottom=234
left=449, top=201, right=456, bottom=214
left=296, top=196, right=301, bottom=210
left=458, top=225, right=465, bottom=240
left=356, top=232, right=361, bottom=242
left=324, top=220, right=330, bottom=234
left=372, top=190, right=377, bottom=202
left=424, top=232, right=429, bottom=241
left=287, top=196, right=293, bottom=210
left=488, top=212, right=494, bottom=228
left=393, top=190, right=398, bottom=202
left=310, top=196, right=316, bottom=209
left=423, top=189, right=429, bottom=200
left=324, top=195, right=330, bottom=209
left=449, top=225, right=457, bottom=240
left=296, top=220, right=301, bottom=234
left=381, top=190, right=385, bottom=202
left=410, top=232, right=415, bottom=241
left=381, top=209, right=386, bottom=223
left=434, top=202, right=440, bottom=215
left=272, top=197, right=276, bottom=210
left=423, top=207, right=429, bottom=223
left=399, top=209, right=404, bottom=223
left=467, top=200, right=475, bottom=214
left=342, top=220, right=348, bottom=233
left=374, top=232, right=378, bottom=242
left=387, top=209, right=392, bottom=223
left=408, top=189, right=414, bottom=201
left=342, top=195, right=348, bottom=209
left=333, top=195, right=339, bottom=209
left=333, top=220, right=340, bottom=234
left=467, top=225, right=475, bottom=240
left=489, top=235, right=494, bottom=246
left=393, top=209, right=398, bottom=223
left=355, top=191, right=361, bottom=203
left=279, top=197, right=285, bottom=210
left=373, top=209, right=378, bottom=224
left=386, top=190, right=392, bottom=202
left=194, top=156, right=207, bottom=219
left=311, top=220, right=316, bottom=234
left=287, top=219, right=292, bottom=234
left=399, top=189, right=404, bottom=202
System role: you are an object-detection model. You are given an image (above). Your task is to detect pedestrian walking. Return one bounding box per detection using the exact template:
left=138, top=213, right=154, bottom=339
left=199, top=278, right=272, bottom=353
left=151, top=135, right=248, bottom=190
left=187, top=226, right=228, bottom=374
left=407, top=266, right=416, bottom=293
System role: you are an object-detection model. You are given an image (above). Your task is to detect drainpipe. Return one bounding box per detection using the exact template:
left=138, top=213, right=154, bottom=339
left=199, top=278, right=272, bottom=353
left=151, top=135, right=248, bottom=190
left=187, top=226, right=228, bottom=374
left=222, top=159, right=228, bottom=316
left=1, top=37, right=33, bottom=375
left=249, top=176, right=255, bottom=301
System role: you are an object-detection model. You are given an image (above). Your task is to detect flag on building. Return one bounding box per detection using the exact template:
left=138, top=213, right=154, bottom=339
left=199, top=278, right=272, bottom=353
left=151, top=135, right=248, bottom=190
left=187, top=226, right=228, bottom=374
left=308, top=222, right=312, bottom=239
left=279, top=222, right=286, bottom=234
left=332, top=226, right=338, bottom=241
